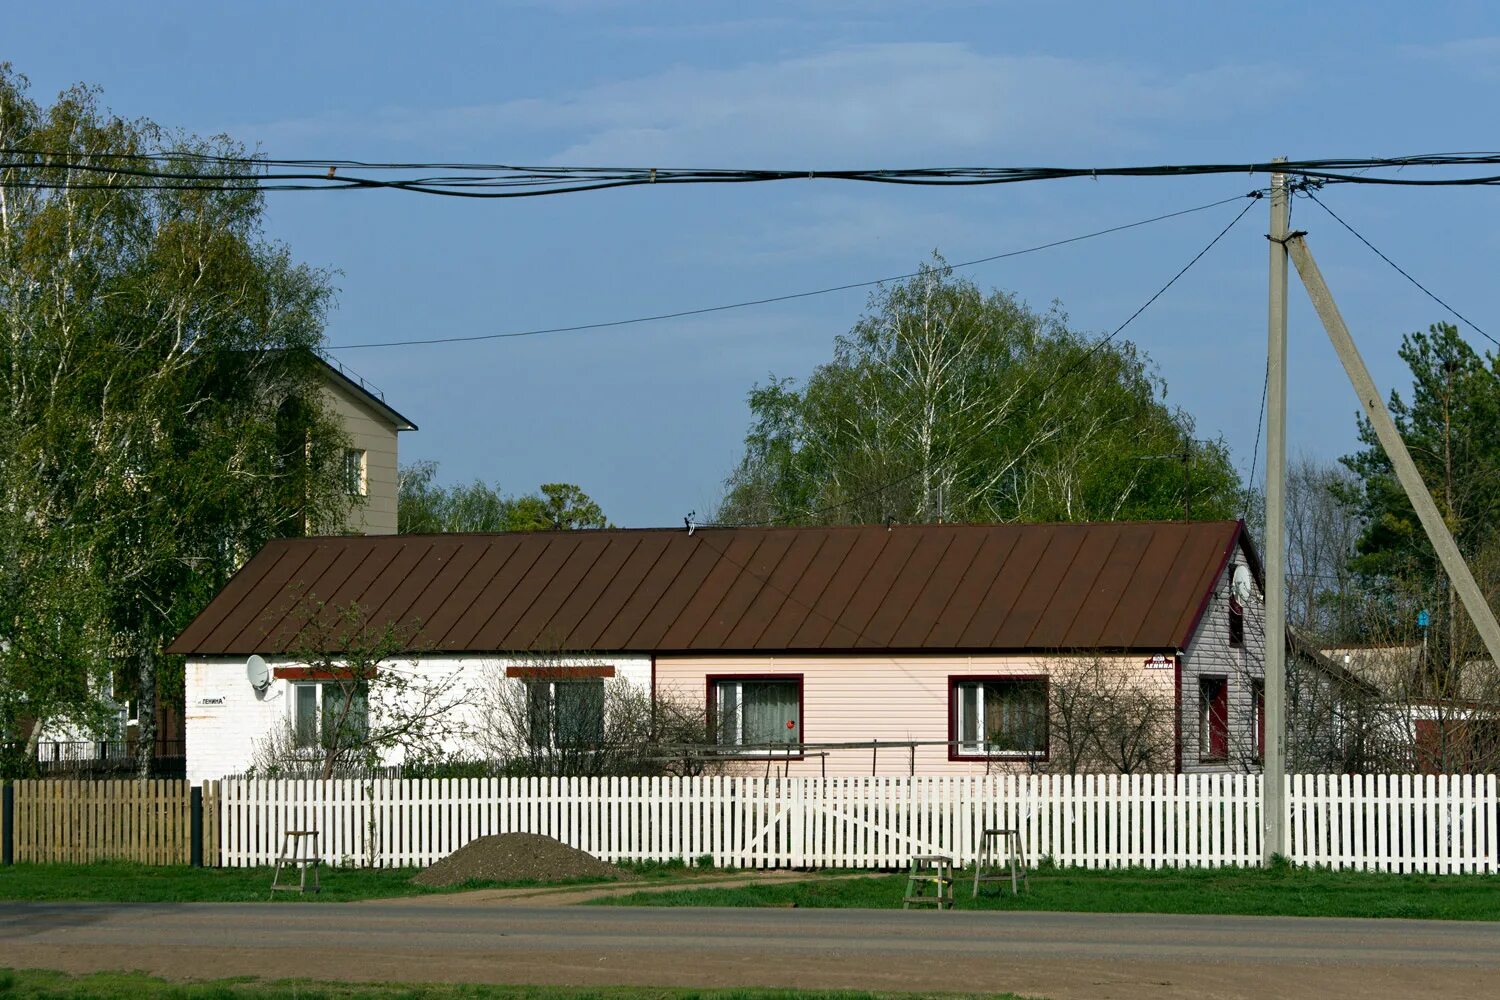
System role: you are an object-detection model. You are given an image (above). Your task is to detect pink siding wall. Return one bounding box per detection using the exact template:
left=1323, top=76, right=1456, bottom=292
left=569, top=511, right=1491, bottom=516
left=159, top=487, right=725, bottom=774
left=655, top=653, right=1173, bottom=776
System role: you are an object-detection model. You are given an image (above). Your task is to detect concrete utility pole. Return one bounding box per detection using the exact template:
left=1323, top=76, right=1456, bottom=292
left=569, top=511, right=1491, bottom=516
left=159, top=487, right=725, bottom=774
left=1286, top=236, right=1500, bottom=670
left=1262, top=161, right=1289, bottom=865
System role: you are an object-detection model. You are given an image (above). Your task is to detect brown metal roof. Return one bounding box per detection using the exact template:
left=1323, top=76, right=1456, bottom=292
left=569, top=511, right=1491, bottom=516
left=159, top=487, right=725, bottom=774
left=168, top=521, right=1249, bottom=656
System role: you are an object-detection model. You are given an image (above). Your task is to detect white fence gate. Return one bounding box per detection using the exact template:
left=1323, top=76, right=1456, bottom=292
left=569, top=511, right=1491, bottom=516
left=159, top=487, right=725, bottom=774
left=210, top=772, right=1500, bottom=873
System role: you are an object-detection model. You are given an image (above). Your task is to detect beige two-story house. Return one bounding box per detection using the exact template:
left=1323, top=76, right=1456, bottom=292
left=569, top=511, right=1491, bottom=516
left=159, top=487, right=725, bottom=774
left=316, top=356, right=417, bottom=536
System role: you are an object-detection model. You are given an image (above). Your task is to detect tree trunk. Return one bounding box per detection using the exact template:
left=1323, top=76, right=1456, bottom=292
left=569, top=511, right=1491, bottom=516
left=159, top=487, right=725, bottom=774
left=135, top=647, right=157, bottom=780
left=24, top=716, right=42, bottom=758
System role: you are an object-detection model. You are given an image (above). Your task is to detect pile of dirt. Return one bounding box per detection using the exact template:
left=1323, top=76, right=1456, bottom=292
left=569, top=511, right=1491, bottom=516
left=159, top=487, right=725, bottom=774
left=411, top=833, right=639, bottom=887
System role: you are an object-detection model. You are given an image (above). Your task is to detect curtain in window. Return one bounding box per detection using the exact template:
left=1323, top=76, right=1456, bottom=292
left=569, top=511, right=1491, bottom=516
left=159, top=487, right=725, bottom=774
left=527, top=682, right=553, bottom=750
left=986, top=681, right=1044, bottom=752
left=554, top=681, right=605, bottom=748
left=294, top=685, right=318, bottom=748
left=742, top=682, right=798, bottom=746
left=955, top=680, right=1046, bottom=753
left=322, top=683, right=369, bottom=750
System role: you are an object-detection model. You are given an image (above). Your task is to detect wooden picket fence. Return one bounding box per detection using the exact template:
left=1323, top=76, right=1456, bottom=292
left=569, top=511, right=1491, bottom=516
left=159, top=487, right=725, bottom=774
left=4, top=780, right=212, bottom=865
left=2, top=774, right=1495, bottom=872
left=210, top=772, right=1500, bottom=873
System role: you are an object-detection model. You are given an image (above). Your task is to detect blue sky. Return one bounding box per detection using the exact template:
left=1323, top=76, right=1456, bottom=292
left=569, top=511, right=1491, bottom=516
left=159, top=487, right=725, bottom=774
left=12, top=1, right=1500, bottom=525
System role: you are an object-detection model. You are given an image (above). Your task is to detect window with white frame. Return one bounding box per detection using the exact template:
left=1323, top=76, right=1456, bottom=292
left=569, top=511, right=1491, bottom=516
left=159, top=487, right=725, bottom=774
left=526, top=679, right=605, bottom=750
left=711, top=678, right=800, bottom=749
left=343, top=448, right=368, bottom=497
left=292, top=681, right=369, bottom=751
left=952, top=678, right=1048, bottom=756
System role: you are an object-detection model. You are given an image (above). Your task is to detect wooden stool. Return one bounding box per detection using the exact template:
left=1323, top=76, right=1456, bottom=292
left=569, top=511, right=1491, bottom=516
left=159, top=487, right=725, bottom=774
left=270, top=830, right=321, bottom=896
left=903, top=854, right=954, bottom=910
left=973, top=828, right=1028, bottom=897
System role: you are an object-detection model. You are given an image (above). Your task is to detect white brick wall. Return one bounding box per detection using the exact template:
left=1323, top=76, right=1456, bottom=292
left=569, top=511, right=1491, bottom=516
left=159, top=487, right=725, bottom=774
left=186, top=653, right=651, bottom=783
left=1179, top=541, right=1267, bottom=774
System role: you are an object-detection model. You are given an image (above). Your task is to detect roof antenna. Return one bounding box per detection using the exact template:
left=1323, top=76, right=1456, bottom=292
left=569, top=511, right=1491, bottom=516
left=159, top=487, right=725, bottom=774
left=684, top=511, right=697, bottom=536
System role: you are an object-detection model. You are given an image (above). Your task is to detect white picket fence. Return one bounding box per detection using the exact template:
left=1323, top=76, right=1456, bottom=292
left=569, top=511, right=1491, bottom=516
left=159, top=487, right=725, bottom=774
left=208, top=772, right=1500, bottom=873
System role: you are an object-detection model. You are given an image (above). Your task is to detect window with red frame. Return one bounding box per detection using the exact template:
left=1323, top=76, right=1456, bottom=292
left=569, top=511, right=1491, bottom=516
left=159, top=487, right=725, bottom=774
left=952, top=678, right=1047, bottom=757
left=1199, top=676, right=1229, bottom=761
left=1252, top=678, right=1265, bottom=761
left=711, top=678, right=800, bottom=749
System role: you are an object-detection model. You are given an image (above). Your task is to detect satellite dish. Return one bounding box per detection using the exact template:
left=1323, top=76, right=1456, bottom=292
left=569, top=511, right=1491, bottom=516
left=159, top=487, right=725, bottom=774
left=1231, top=564, right=1257, bottom=606
left=246, top=654, right=271, bottom=691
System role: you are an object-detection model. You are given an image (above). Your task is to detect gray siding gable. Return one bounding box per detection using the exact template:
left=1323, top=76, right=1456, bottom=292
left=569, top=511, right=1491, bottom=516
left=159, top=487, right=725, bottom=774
left=1179, top=536, right=1266, bottom=773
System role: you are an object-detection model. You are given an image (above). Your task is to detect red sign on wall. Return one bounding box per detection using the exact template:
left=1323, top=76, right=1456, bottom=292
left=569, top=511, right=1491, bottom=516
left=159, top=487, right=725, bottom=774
left=1143, top=654, right=1173, bottom=670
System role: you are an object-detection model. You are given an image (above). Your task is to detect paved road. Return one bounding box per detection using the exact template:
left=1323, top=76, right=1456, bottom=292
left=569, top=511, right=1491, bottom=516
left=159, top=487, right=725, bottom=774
left=3, top=901, right=1498, bottom=999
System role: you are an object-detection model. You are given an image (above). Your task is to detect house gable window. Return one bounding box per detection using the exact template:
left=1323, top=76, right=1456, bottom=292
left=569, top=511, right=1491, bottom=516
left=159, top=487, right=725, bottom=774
left=950, top=677, right=1048, bottom=759
left=292, top=681, right=369, bottom=751
left=526, top=679, right=605, bottom=750
left=709, top=676, right=801, bottom=751
left=343, top=448, right=368, bottom=497
left=1199, top=676, right=1229, bottom=761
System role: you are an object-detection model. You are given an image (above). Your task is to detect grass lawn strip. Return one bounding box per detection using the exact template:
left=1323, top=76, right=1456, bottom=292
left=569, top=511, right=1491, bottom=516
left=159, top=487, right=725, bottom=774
left=594, top=865, right=1500, bottom=921
left=0, top=859, right=725, bottom=904
left=0, top=969, right=1036, bottom=1000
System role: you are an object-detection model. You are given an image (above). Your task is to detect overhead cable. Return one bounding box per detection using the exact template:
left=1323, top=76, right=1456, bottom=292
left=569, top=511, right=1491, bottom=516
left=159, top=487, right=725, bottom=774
left=11, top=151, right=1500, bottom=197
left=1302, top=188, right=1499, bottom=351
left=328, top=192, right=1258, bottom=350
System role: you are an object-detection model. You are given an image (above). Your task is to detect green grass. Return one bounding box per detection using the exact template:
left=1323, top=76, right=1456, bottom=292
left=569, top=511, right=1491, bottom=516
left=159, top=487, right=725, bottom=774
left=0, top=969, right=1033, bottom=1000
left=0, top=857, right=741, bottom=904
left=0, top=862, right=631, bottom=903
left=594, top=864, right=1500, bottom=921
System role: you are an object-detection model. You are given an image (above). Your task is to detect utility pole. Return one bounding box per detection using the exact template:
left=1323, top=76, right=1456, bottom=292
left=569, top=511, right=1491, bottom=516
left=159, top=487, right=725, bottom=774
left=1285, top=236, right=1500, bottom=670
left=1262, top=160, right=1289, bottom=865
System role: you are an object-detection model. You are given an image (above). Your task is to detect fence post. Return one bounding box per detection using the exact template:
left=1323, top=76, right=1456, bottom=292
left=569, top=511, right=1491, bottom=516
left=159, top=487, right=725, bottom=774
left=2, top=782, right=11, bottom=866
left=190, top=785, right=203, bottom=868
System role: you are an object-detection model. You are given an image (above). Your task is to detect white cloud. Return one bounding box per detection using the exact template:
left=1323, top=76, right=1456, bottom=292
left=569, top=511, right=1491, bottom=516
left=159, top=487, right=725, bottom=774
left=236, top=43, right=1294, bottom=164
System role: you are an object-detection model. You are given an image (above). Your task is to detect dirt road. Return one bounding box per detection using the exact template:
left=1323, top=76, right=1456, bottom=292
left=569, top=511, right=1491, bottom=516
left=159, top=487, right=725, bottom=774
left=3, top=901, right=1497, bottom=999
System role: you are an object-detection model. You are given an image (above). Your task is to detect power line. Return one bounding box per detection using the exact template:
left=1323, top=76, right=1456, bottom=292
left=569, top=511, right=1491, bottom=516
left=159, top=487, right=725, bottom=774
left=1248, top=359, right=1270, bottom=496
left=1303, top=188, right=1499, bottom=351
left=714, top=195, right=1261, bottom=528
left=14, top=151, right=1500, bottom=197
left=327, top=193, right=1257, bottom=350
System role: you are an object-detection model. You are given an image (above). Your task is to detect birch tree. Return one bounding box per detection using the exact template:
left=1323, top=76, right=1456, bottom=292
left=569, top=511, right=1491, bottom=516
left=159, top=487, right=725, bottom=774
left=0, top=67, right=350, bottom=773
left=717, top=255, right=1241, bottom=526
